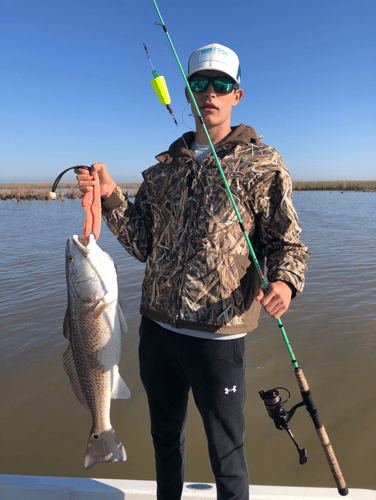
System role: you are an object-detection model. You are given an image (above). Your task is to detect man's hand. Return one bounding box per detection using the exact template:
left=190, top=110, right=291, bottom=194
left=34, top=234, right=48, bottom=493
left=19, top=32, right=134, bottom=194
left=255, top=281, right=292, bottom=319
left=75, top=162, right=116, bottom=200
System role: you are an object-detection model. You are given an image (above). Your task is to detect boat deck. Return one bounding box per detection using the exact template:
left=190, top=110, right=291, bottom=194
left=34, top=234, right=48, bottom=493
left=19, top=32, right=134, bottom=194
left=0, top=475, right=375, bottom=499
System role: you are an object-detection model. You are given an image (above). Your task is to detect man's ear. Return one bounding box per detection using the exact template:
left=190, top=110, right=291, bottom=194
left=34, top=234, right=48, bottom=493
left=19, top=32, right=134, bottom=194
left=232, top=88, right=244, bottom=107
left=185, top=87, right=191, bottom=103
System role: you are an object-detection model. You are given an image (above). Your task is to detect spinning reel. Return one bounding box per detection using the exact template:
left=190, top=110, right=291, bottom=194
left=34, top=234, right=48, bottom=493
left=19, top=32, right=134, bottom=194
left=259, top=387, right=308, bottom=465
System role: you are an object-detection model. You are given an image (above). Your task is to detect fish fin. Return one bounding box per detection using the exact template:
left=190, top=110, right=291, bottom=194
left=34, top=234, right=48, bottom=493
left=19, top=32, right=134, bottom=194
left=63, top=307, right=71, bottom=339
left=119, top=298, right=131, bottom=321
left=62, top=345, right=88, bottom=409
left=93, top=299, right=111, bottom=319
left=111, top=366, right=131, bottom=399
left=118, top=304, right=128, bottom=334
left=84, top=428, right=127, bottom=470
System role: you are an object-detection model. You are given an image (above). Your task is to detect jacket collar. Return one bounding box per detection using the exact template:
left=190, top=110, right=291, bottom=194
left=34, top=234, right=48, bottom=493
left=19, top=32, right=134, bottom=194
left=155, top=124, right=258, bottom=166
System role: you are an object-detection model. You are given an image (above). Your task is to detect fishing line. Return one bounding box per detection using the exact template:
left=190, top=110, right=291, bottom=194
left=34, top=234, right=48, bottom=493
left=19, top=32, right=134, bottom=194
left=181, top=103, right=197, bottom=133
left=149, top=0, right=348, bottom=495
left=143, top=41, right=196, bottom=159
left=143, top=42, right=178, bottom=127
left=143, top=0, right=181, bottom=96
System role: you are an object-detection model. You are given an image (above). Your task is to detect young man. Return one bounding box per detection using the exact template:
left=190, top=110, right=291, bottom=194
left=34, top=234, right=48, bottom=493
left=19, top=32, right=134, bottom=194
left=76, top=43, right=310, bottom=500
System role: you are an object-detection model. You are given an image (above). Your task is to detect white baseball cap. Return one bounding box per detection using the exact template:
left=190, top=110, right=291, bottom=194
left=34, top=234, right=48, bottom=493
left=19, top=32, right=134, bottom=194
left=187, top=43, right=241, bottom=85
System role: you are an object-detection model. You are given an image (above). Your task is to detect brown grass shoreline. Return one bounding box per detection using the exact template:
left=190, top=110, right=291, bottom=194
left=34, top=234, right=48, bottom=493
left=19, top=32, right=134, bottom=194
left=0, top=182, right=141, bottom=201
left=0, top=180, right=375, bottom=201
left=293, top=180, right=376, bottom=192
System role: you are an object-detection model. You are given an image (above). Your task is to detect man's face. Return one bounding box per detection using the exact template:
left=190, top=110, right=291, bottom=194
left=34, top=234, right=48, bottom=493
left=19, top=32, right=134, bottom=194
left=185, top=70, right=243, bottom=130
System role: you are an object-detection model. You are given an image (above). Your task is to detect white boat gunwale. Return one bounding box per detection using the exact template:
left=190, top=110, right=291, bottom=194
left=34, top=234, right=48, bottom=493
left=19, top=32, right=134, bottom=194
left=0, top=475, right=375, bottom=499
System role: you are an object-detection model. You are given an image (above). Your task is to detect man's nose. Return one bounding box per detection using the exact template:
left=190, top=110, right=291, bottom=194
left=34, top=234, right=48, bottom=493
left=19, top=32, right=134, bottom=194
left=204, top=82, right=216, bottom=95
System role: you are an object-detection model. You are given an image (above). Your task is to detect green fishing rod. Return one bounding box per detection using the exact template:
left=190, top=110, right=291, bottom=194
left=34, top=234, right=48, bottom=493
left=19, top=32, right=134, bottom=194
left=150, top=0, right=348, bottom=496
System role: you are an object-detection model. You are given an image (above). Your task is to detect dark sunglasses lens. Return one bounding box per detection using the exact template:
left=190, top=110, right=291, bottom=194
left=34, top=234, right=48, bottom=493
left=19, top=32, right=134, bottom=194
left=213, top=78, right=234, bottom=94
left=189, top=76, right=209, bottom=92
left=189, top=76, right=235, bottom=94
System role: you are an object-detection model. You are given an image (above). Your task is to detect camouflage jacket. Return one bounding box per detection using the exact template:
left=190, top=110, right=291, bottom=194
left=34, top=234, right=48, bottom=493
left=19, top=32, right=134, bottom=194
left=102, top=124, right=310, bottom=334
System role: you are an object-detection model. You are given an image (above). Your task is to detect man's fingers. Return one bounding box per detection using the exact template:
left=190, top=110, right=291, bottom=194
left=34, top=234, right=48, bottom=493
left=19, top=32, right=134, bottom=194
left=260, top=292, right=272, bottom=307
left=264, top=301, right=286, bottom=320
left=258, top=281, right=292, bottom=319
left=74, top=163, right=103, bottom=179
left=262, top=298, right=281, bottom=316
left=74, top=167, right=90, bottom=175
left=254, top=289, right=265, bottom=301
left=75, top=168, right=95, bottom=194
left=74, top=162, right=115, bottom=199
left=91, top=162, right=105, bottom=173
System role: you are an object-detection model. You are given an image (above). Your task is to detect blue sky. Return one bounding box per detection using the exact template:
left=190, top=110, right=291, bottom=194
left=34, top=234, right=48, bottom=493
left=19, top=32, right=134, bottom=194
left=1, top=0, right=375, bottom=183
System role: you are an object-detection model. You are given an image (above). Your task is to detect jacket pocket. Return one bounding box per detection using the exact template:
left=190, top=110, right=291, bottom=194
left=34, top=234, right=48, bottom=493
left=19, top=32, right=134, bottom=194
left=232, top=253, right=264, bottom=309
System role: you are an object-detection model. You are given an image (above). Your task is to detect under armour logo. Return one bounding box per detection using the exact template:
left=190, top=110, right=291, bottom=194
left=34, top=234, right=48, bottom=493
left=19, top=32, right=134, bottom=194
left=224, top=386, right=237, bottom=394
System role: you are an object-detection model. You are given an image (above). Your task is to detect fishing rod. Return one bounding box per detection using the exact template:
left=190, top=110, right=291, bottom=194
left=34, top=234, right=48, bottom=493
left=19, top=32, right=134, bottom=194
left=149, top=0, right=348, bottom=495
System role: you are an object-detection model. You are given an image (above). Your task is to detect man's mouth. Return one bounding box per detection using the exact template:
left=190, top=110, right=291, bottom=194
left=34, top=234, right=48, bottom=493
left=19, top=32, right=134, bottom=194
left=201, top=102, right=218, bottom=111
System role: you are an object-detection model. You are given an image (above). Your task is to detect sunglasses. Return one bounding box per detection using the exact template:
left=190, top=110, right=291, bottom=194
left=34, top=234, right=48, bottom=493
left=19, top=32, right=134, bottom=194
left=188, top=75, right=238, bottom=94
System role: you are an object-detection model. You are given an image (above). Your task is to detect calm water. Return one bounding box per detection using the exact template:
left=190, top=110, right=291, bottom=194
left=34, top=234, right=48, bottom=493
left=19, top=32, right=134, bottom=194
left=0, top=191, right=375, bottom=490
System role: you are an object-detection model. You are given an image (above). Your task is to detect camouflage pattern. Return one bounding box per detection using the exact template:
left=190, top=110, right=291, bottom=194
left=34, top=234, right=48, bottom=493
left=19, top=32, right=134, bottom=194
left=102, top=124, right=310, bottom=334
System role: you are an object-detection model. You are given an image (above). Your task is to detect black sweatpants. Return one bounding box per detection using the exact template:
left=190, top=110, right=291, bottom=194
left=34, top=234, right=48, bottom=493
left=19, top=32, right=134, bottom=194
left=139, top=316, right=249, bottom=500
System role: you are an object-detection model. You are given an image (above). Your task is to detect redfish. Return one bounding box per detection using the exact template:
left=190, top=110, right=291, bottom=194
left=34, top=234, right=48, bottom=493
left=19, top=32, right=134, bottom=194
left=62, top=234, right=130, bottom=470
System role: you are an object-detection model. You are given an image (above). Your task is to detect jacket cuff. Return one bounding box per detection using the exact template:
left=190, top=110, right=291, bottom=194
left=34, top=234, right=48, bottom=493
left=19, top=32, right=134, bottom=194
left=101, top=186, right=126, bottom=212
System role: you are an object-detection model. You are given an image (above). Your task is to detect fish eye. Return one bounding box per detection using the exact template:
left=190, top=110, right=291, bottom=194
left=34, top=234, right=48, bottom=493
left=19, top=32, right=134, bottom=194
left=70, top=256, right=74, bottom=262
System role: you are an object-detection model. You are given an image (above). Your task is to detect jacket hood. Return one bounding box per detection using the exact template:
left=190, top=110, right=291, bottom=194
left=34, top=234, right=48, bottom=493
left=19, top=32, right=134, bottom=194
left=155, top=124, right=259, bottom=166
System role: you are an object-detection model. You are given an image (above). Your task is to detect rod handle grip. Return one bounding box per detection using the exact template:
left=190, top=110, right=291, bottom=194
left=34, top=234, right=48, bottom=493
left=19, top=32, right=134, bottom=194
left=294, top=369, right=348, bottom=496
left=315, top=425, right=348, bottom=496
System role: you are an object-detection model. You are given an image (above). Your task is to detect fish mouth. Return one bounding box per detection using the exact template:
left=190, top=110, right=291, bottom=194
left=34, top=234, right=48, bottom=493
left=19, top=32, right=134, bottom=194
left=73, top=235, right=91, bottom=257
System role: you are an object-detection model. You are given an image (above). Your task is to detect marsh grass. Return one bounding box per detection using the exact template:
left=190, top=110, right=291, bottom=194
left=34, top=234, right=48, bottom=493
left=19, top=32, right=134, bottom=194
left=0, top=182, right=142, bottom=201
left=1, top=180, right=375, bottom=201
left=292, top=180, right=376, bottom=192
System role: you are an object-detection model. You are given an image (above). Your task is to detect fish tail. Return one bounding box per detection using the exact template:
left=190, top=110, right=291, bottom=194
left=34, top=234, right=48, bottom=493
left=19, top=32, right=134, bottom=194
left=84, top=428, right=127, bottom=470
